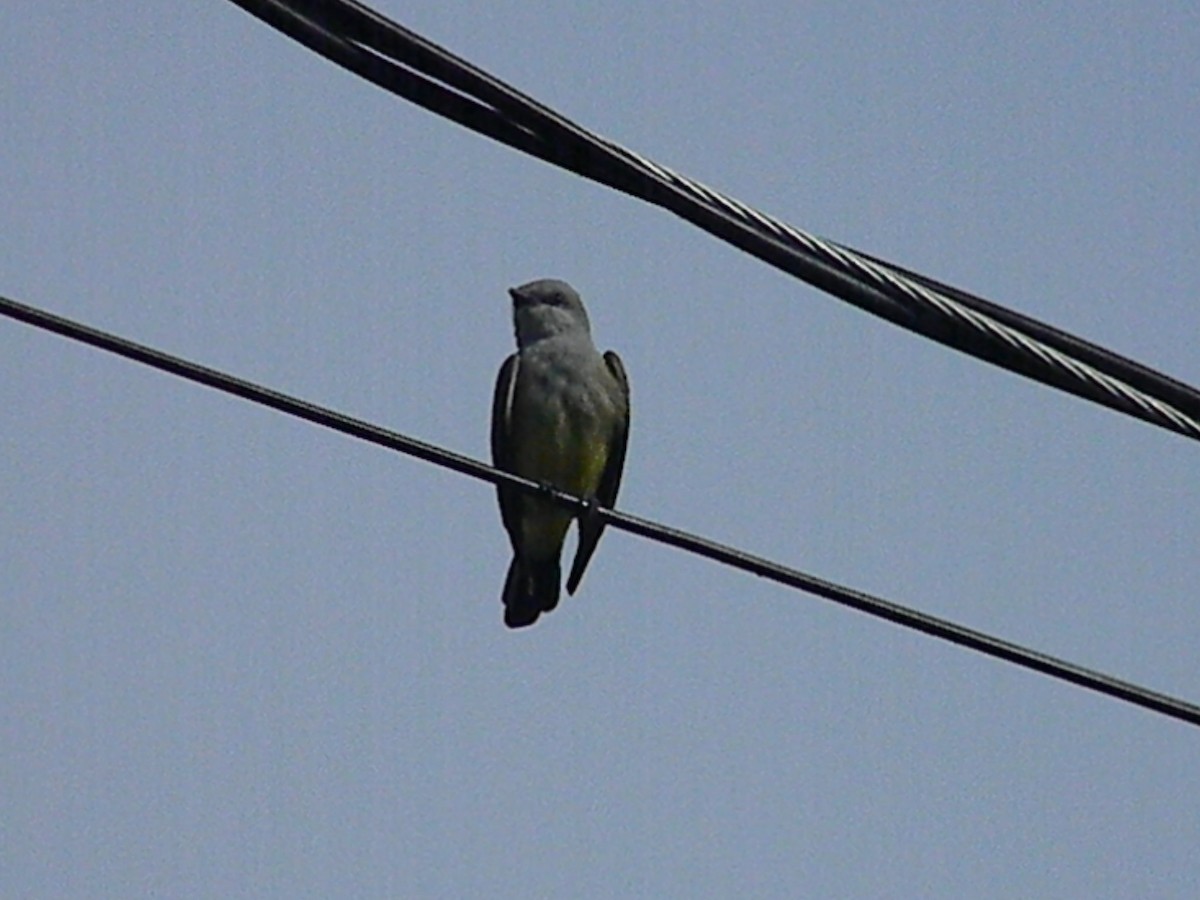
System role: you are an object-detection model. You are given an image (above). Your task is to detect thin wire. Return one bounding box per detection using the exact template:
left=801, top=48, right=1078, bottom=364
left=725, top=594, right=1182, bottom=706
left=3, top=292, right=1197, bottom=728
left=225, top=0, right=1200, bottom=442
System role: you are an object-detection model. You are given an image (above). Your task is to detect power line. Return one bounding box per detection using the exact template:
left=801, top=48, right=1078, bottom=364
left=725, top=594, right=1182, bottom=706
left=3, top=291, right=1197, bottom=729
left=225, top=0, right=1200, bottom=442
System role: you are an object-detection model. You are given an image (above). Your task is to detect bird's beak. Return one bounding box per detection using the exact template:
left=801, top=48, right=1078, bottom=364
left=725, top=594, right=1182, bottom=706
left=509, top=287, right=529, bottom=308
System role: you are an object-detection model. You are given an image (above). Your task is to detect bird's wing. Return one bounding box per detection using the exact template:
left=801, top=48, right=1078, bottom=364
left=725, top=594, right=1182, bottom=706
left=566, top=350, right=630, bottom=595
left=491, top=353, right=522, bottom=546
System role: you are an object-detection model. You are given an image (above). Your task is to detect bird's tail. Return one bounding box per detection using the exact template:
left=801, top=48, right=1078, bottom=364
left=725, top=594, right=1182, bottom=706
left=502, top=556, right=561, bottom=628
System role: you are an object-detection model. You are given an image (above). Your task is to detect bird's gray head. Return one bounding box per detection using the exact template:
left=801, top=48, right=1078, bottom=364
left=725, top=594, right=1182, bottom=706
left=509, top=279, right=591, bottom=347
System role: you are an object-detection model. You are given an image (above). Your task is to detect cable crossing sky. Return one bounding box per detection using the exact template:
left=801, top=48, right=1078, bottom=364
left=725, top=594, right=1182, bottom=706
left=2, top=292, right=1197, bottom=728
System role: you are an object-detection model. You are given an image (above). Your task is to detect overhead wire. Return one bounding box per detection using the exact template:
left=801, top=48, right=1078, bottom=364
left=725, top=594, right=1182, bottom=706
left=3, top=291, right=1198, bottom=729
left=7, top=4, right=1196, bottom=726
left=225, top=0, right=1200, bottom=441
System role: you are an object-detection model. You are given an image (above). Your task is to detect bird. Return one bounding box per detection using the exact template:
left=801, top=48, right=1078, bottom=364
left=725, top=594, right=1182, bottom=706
left=490, top=279, right=630, bottom=628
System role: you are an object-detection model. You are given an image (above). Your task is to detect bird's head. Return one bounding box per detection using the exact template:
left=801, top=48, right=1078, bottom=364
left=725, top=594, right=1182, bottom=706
left=510, top=279, right=591, bottom=346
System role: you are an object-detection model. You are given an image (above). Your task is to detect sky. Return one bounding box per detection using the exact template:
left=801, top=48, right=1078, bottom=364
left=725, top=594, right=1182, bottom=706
left=3, top=3, right=1199, bottom=898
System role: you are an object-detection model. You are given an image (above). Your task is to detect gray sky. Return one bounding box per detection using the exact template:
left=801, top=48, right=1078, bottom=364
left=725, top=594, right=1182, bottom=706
left=4, top=3, right=1199, bottom=898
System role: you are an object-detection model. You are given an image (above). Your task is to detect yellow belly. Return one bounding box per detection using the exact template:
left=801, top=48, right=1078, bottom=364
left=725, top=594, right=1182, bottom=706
left=513, top=424, right=610, bottom=556
left=520, top=429, right=609, bottom=497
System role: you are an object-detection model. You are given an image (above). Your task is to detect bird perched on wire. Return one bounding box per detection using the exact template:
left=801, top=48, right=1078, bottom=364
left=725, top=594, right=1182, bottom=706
left=491, top=279, right=631, bottom=628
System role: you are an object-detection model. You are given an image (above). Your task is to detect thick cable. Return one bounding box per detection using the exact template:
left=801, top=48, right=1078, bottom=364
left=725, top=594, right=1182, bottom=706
left=225, top=0, right=1200, bottom=442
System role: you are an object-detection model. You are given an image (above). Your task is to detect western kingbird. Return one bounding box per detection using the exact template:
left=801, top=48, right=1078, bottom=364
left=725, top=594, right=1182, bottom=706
left=491, top=279, right=630, bottom=628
